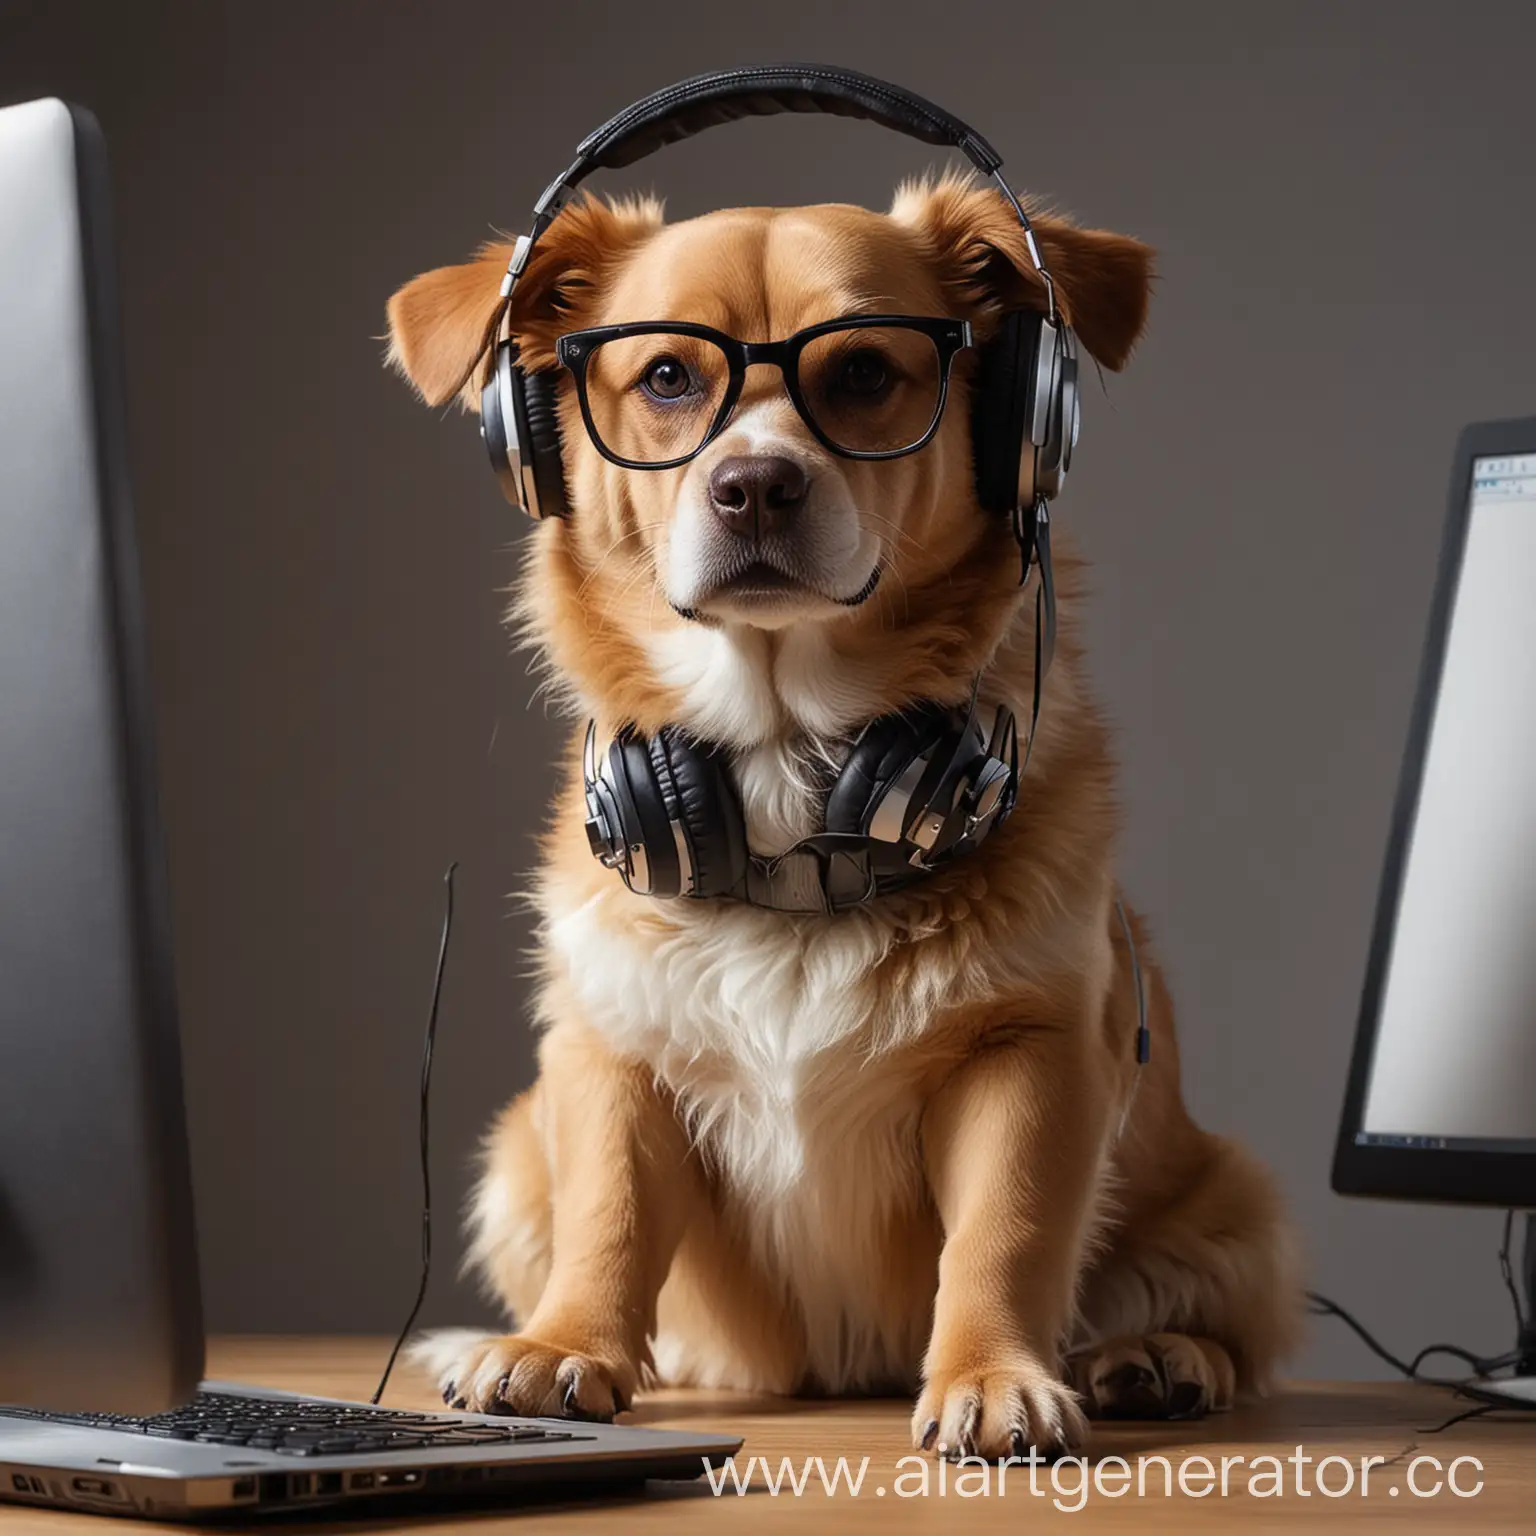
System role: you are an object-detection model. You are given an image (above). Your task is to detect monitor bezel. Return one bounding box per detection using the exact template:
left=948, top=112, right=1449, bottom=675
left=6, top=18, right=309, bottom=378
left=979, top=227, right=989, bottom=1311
left=1332, top=415, right=1536, bottom=1208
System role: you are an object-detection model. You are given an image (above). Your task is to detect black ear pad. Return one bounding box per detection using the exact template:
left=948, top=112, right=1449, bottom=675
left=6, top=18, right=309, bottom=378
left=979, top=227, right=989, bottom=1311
left=607, top=729, right=681, bottom=896
left=825, top=703, right=954, bottom=840
left=512, top=368, right=571, bottom=521
left=647, top=729, right=748, bottom=899
left=970, top=309, right=1038, bottom=514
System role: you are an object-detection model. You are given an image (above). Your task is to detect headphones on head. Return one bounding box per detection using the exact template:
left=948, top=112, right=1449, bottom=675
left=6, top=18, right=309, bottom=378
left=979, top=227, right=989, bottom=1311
left=473, top=64, right=1080, bottom=542
left=461, top=65, right=1074, bottom=913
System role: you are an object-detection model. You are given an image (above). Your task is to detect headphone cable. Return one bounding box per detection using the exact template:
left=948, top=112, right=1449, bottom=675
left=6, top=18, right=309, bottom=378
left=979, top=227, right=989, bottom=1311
left=371, top=861, right=459, bottom=1405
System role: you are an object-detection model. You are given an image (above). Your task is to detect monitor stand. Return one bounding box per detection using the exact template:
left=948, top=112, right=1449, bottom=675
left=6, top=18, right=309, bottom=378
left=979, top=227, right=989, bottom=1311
left=1467, top=1213, right=1536, bottom=1409
left=1466, top=1375, right=1536, bottom=1407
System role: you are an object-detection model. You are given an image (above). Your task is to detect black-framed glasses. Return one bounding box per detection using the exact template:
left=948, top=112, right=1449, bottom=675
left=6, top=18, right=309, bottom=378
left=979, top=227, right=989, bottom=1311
left=555, top=315, right=972, bottom=470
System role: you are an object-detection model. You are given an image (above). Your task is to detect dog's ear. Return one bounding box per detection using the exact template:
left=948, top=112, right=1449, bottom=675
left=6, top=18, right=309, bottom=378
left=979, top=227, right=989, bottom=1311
left=891, top=173, right=1154, bottom=371
left=385, top=195, right=663, bottom=410
left=385, top=243, right=510, bottom=410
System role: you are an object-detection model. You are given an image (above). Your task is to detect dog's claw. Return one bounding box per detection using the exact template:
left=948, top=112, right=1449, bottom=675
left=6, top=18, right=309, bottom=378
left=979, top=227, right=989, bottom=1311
left=920, top=1418, right=939, bottom=1451
left=441, top=1382, right=456, bottom=1406
left=955, top=1398, right=980, bottom=1459
left=451, top=1396, right=468, bottom=1411
left=1010, top=1428, right=1027, bottom=1459
left=562, top=1380, right=579, bottom=1416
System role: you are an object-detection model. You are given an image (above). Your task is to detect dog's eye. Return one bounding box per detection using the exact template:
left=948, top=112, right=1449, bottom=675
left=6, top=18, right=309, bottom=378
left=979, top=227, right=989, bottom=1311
left=640, top=356, right=692, bottom=402
left=835, top=348, right=890, bottom=399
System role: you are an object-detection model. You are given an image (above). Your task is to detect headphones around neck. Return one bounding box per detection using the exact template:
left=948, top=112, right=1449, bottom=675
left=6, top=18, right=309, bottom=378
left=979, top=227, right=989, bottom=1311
left=583, top=694, right=1021, bottom=912
left=467, top=65, right=1074, bottom=912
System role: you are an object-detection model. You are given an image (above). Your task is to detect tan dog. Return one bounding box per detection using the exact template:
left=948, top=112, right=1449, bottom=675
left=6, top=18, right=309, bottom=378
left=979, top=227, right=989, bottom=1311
left=385, top=172, right=1302, bottom=1459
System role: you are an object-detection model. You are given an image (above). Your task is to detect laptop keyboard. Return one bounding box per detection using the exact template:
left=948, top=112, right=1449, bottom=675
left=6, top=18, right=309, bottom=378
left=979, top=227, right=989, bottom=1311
left=0, top=1390, right=587, bottom=1457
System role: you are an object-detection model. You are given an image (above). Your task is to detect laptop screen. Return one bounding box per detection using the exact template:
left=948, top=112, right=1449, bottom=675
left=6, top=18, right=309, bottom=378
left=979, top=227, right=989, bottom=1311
left=1358, top=452, right=1536, bottom=1153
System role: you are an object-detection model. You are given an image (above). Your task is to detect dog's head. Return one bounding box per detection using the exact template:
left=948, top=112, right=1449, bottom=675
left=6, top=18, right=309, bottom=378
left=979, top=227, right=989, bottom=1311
left=388, top=175, right=1151, bottom=737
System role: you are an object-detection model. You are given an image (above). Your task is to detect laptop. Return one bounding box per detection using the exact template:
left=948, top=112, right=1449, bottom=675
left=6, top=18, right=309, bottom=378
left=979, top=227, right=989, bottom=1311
left=0, top=96, right=739, bottom=1519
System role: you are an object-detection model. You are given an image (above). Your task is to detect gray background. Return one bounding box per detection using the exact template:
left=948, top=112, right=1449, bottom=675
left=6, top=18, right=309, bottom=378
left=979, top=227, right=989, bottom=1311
left=3, top=0, right=1532, bottom=1379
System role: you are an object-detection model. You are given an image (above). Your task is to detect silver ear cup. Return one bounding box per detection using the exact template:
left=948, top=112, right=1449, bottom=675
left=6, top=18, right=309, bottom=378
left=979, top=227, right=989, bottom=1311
left=1027, top=317, right=1060, bottom=449
left=865, top=704, right=1022, bottom=867
left=1065, top=329, right=1081, bottom=463
left=481, top=340, right=530, bottom=511
left=1037, top=331, right=1078, bottom=501
left=1059, top=327, right=1080, bottom=478
left=1016, top=315, right=1062, bottom=509
left=582, top=721, right=632, bottom=878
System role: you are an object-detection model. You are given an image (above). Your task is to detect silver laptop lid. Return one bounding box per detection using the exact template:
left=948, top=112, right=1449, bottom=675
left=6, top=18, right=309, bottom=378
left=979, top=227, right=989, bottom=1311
left=0, top=98, right=202, bottom=1415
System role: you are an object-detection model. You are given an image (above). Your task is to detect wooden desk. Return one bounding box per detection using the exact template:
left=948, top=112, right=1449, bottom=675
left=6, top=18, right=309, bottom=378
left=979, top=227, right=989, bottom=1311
left=3, top=1337, right=1532, bottom=1532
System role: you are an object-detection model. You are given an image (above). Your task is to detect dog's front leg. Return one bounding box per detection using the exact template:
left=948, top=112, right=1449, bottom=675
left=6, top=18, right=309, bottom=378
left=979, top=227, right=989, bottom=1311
left=432, top=1019, right=694, bottom=1421
left=913, top=1018, right=1112, bottom=1459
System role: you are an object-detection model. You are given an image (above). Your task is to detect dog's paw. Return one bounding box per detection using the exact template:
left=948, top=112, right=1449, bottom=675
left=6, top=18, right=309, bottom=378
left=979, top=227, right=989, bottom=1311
left=1068, top=1333, right=1234, bottom=1421
left=912, top=1350, right=1087, bottom=1461
left=419, top=1331, right=634, bottom=1421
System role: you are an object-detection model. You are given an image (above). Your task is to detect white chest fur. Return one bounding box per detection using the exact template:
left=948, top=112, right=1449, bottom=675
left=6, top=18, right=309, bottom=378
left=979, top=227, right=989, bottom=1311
left=549, top=895, right=909, bottom=1191
left=546, top=890, right=937, bottom=1389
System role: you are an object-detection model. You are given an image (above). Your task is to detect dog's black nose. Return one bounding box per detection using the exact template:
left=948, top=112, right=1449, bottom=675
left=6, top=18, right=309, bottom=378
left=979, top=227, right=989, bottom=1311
left=708, top=455, right=809, bottom=538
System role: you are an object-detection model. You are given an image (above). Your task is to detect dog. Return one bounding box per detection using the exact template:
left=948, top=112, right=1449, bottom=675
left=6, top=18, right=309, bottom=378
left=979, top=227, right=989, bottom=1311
left=385, top=169, right=1302, bottom=1459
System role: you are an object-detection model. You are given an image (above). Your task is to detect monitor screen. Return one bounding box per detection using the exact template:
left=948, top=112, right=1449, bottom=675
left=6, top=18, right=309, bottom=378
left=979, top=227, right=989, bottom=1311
left=1356, top=450, right=1536, bottom=1156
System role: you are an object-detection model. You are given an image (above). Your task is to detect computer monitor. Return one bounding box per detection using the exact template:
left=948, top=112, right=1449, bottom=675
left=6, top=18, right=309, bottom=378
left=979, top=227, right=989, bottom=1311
left=0, top=97, right=204, bottom=1415
left=1333, top=418, right=1536, bottom=1209
left=1332, top=417, right=1536, bottom=1400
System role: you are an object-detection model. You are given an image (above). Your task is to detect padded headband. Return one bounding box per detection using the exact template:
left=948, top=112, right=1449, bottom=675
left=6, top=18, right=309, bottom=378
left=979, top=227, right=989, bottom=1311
left=568, top=64, right=1003, bottom=177
left=526, top=63, right=1016, bottom=242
